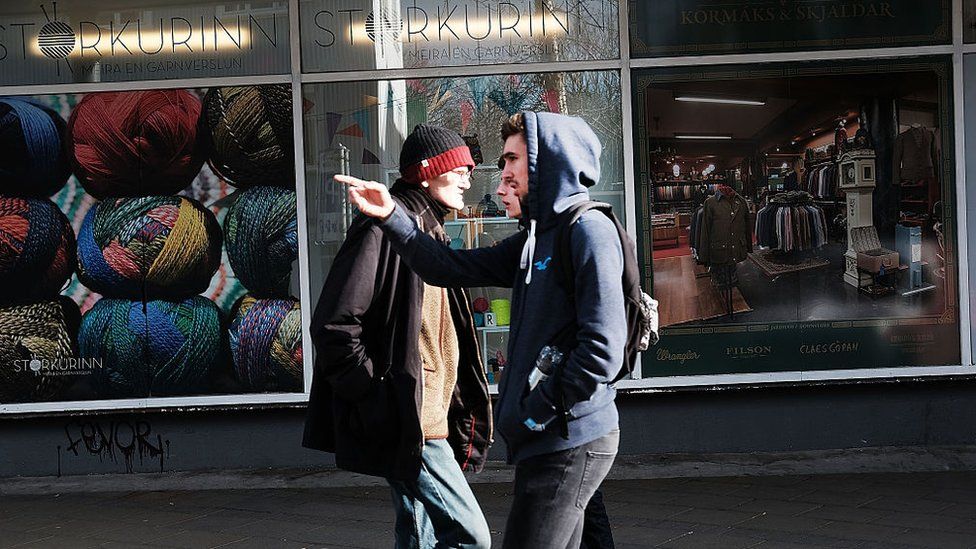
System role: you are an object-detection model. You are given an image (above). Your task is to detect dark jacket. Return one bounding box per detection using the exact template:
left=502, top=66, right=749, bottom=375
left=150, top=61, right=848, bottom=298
left=378, top=112, right=626, bottom=463
left=698, top=190, right=752, bottom=266
left=893, top=126, right=938, bottom=183
left=302, top=183, right=492, bottom=481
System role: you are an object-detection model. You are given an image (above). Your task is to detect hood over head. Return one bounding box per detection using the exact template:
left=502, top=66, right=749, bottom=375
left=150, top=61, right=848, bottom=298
left=522, top=111, right=602, bottom=229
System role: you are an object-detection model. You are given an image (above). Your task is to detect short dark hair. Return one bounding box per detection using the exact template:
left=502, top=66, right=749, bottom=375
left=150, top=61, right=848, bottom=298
left=500, top=113, right=525, bottom=141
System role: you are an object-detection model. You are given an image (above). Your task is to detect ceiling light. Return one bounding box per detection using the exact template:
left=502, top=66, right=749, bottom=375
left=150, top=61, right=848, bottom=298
left=674, top=133, right=733, bottom=140
left=674, top=94, right=766, bottom=106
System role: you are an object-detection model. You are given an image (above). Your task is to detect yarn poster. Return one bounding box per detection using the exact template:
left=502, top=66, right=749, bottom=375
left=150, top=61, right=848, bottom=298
left=0, top=85, right=303, bottom=404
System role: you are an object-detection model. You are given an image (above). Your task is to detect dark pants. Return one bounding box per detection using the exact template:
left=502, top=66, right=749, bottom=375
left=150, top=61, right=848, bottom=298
left=581, top=488, right=615, bottom=549
left=502, top=430, right=619, bottom=549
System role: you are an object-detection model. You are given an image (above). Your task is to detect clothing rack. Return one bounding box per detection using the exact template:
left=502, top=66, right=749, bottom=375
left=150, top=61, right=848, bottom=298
left=755, top=191, right=828, bottom=253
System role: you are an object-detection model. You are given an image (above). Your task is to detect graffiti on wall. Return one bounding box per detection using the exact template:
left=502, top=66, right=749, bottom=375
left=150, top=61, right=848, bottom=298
left=59, top=419, right=170, bottom=474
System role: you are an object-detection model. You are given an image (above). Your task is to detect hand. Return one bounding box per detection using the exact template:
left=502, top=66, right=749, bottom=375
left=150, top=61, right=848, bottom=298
left=334, top=174, right=395, bottom=220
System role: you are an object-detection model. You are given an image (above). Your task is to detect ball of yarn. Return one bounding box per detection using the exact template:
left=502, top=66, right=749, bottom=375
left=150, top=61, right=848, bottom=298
left=68, top=90, right=208, bottom=199
left=228, top=295, right=302, bottom=392
left=472, top=297, right=489, bottom=313
left=0, top=197, right=76, bottom=304
left=203, top=85, right=295, bottom=188
left=0, top=297, right=80, bottom=403
left=224, top=186, right=297, bottom=296
left=77, top=196, right=222, bottom=300
left=0, top=98, right=72, bottom=197
left=79, top=296, right=220, bottom=397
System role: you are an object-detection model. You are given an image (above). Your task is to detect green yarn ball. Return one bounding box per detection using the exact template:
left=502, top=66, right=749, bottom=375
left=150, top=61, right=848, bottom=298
left=224, top=186, right=298, bottom=297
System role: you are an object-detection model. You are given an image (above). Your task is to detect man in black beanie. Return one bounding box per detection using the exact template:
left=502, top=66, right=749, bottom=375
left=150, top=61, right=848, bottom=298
left=305, top=124, right=492, bottom=549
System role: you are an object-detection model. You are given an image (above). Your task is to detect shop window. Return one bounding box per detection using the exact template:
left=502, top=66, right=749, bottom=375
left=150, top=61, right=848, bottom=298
left=0, top=1, right=291, bottom=87
left=299, top=0, right=620, bottom=73
left=630, top=1, right=950, bottom=58
left=0, top=85, right=301, bottom=405
left=965, top=54, right=976, bottom=362
left=303, top=70, right=624, bottom=384
left=634, top=57, right=960, bottom=377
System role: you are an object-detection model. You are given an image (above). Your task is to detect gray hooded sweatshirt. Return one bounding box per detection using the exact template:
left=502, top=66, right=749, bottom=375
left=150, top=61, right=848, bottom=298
left=377, top=111, right=626, bottom=463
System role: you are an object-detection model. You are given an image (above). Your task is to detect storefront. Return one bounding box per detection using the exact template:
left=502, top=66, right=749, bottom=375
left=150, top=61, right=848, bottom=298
left=1, top=0, right=976, bottom=477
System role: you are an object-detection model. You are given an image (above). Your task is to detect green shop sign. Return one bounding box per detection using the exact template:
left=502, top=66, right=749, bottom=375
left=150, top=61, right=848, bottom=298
left=630, top=0, right=950, bottom=57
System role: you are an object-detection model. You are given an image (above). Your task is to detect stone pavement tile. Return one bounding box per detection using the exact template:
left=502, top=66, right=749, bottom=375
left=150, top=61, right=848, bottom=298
left=148, top=529, right=248, bottom=549
left=216, top=494, right=306, bottom=514
left=25, top=518, right=154, bottom=539
left=215, top=538, right=312, bottom=549
left=608, top=488, right=685, bottom=505
left=854, top=541, right=940, bottom=549
left=939, top=503, right=976, bottom=519
left=665, top=493, right=753, bottom=510
left=0, top=513, right=67, bottom=534
left=7, top=535, right=108, bottom=549
left=926, top=488, right=976, bottom=504
left=0, top=531, right=56, bottom=549
left=610, top=524, right=695, bottom=546
left=815, top=520, right=906, bottom=542
left=724, top=528, right=862, bottom=548
left=212, top=517, right=342, bottom=542
left=735, top=513, right=833, bottom=535
left=854, top=483, right=939, bottom=498
left=889, top=528, right=975, bottom=549
left=795, top=504, right=889, bottom=523
left=788, top=490, right=881, bottom=507
left=859, top=497, right=954, bottom=514
left=295, top=519, right=394, bottom=547
left=727, top=484, right=816, bottom=501
left=170, top=509, right=272, bottom=533
left=734, top=499, right=822, bottom=517
left=80, top=522, right=177, bottom=545
left=795, top=476, right=876, bottom=494
left=668, top=507, right=759, bottom=527
left=318, top=501, right=396, bottom=523
left=604, top=501, right=693, bottom=525
left=654, top=530, right=766, bottom=548
left=678, top=479, right=751, bottom=496
left=871, top=510, right=971, bottom=531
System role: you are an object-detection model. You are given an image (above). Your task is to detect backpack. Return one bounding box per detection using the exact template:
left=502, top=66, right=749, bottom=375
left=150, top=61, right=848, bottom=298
left=552, top=201, right=660, bottom=383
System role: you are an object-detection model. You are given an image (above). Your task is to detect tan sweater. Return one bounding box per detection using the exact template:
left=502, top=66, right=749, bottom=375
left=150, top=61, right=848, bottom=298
left=419, top=283, right=459, bottom=439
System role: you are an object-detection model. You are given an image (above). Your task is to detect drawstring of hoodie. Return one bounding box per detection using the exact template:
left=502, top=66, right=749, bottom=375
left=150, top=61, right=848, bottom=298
left=520, top=219, right=537, bottom=284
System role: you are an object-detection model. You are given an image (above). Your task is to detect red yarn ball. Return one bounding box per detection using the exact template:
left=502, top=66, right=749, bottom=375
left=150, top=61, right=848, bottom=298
left=68, top=90, right=208, bottom=199
left=473, top=297, right=489, bottom=313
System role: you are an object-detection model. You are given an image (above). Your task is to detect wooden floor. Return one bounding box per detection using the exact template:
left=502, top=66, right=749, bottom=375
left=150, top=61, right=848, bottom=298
left=654, top=255, right=752, bottom=327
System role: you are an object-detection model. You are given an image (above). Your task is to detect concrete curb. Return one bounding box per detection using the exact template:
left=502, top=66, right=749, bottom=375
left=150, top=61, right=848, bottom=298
left=3, top=445, right=976, bottom=495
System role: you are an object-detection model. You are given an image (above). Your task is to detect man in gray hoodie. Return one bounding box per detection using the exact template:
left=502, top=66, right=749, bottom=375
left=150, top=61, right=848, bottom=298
left=337, top=111, right=625, bottom=549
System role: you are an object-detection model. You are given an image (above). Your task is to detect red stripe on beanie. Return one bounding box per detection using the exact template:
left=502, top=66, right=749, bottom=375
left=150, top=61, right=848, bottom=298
left=402, top=145, right=475, bottom=184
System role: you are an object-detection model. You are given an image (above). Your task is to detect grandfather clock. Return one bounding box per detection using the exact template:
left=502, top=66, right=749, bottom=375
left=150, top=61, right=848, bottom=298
left=838, top=150, right=877, bottom=287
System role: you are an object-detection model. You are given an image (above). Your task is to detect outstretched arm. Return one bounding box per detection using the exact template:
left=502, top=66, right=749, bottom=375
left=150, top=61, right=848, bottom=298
left=336, top=174, right=522, bottom=288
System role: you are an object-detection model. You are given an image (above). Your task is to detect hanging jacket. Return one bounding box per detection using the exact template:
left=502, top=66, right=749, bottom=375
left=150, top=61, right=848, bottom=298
left=698, top=189, right=752, bottom=265
left=893, top=126, right=938, bottom=183
left=302, top=183, right=492, bottom=481
left=377, top=111, right=627, bottom=464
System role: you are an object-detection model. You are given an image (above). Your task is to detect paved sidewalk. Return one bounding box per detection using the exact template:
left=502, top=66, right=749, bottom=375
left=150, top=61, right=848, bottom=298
left=2, top=471, right=976, bottom=548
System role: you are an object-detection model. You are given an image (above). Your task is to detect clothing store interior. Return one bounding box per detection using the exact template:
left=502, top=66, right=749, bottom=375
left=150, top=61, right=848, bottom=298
left=643, top=68, right=952, bottom=328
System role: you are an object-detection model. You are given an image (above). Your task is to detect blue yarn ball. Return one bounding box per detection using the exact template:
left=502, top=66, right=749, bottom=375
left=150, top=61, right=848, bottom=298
left=0, top=98, right=72, bottom=197
left=79, top=296, right=221, bottom=398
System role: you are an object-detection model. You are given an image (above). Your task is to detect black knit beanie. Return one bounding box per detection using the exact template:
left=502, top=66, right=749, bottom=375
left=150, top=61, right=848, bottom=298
left=399, top=124, right=475, bottom=184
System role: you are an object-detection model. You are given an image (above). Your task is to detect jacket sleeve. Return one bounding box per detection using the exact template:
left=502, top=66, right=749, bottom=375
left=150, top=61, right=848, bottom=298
left=698, top=200, right=712, bottom=264
left=892, top=133, right=904, bottom=184
left=525, top=213, right=627, bottom=417
left=378, top=204, right=523, bottom=288
left=309, top=223, right=384, bottom=402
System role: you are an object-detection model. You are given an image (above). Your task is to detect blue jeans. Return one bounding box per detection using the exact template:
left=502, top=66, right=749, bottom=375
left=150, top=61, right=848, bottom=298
left=387, top=438, right=491, bottom=549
